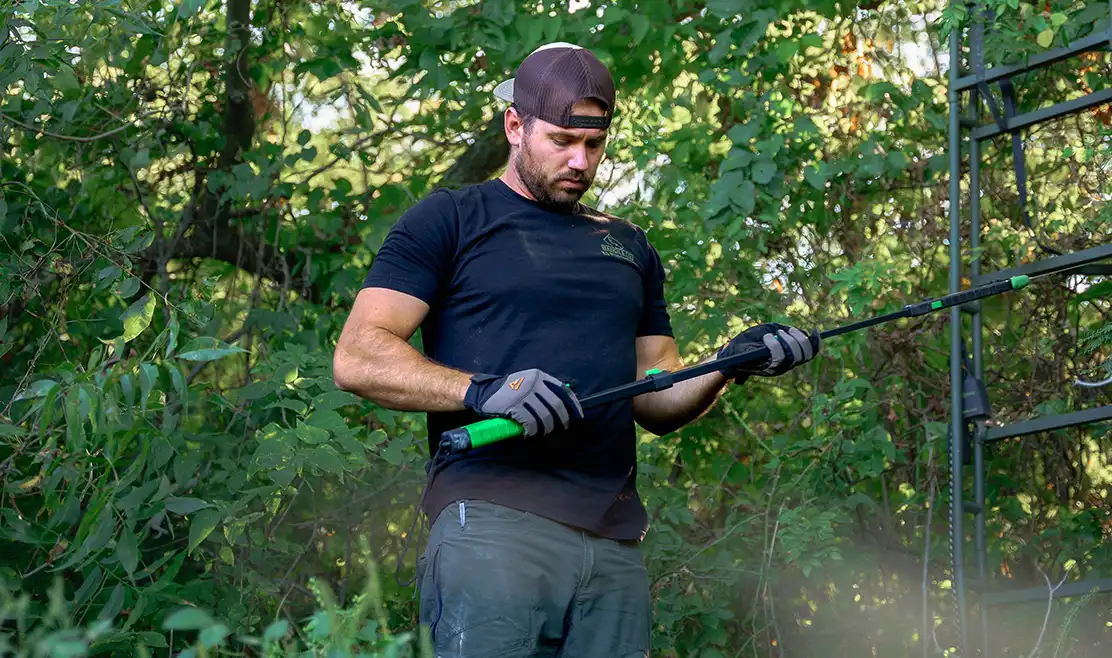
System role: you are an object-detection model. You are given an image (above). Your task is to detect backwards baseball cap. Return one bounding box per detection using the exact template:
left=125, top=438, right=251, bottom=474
left=493, top=42, right=615, bottom=130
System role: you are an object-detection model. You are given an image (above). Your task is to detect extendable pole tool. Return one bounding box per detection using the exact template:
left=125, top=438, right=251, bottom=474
left=440, top=275, right=1032, bottom=454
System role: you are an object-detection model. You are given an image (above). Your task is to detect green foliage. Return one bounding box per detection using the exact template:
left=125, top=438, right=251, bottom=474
left=0, top=549, right=431, bottom=657
left=2, top=0, right=1111, bottom=655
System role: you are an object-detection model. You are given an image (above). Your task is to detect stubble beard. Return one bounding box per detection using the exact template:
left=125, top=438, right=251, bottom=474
left=513, top=141, right=591, bottom=213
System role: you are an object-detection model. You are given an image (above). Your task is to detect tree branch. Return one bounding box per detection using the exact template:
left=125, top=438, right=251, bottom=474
left=438, top=113, right=509, bottom=189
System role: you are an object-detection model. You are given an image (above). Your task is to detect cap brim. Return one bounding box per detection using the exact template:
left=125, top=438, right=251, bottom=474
left=493, top=79, right=514, bottom=102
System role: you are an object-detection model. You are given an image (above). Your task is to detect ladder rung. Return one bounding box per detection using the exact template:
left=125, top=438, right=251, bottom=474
left=972, top=88, right=1112, bottom=141
left=972, top=243, right=1112, bottom=287
left=978, top=577, right=1112, bottom=608
left=953, top=30, right=1112, bottom=92
left=984, top=406, right=1112, bottom=443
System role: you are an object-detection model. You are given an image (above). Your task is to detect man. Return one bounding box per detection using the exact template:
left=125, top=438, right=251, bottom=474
left=333, top=42, right=820, bottom=658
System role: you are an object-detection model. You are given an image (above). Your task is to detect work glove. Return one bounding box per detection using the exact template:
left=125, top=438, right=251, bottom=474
left=464, top=369, right=584, bottom=437
left=717, top=322, right=821, bottom=381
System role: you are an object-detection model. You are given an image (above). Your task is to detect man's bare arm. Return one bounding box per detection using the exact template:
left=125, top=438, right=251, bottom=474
left=630, top=335, right=731, bottom=436
left=333, top=287, right=472, bottom=412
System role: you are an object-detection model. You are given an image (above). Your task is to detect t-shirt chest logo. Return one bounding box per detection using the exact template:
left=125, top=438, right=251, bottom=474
left=601, top=233, right=636, bottom=264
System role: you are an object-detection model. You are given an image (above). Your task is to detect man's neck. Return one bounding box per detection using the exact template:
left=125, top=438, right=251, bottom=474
left=498, top=170, right=581, bottom=214
left=498, top=168, right=536, bottom=202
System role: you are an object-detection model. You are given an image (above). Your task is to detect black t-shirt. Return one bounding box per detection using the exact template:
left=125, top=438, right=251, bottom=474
left=361, top=178, right=673, bottom=541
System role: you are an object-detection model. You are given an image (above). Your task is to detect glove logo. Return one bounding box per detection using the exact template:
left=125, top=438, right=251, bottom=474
left=508, top=376, right=525, bottom=391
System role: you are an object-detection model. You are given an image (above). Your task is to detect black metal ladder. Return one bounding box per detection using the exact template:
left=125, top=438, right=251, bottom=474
left=946, top=2, right=1112, bottom=654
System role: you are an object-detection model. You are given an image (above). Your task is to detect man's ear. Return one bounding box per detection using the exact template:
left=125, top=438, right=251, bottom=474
left=504, top=107, right=524, bottom=147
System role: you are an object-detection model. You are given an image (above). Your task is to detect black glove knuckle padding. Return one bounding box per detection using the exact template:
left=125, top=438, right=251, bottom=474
left=466, top=367, right=582, bottom=437
left=721, top=321, right=821, bottom=378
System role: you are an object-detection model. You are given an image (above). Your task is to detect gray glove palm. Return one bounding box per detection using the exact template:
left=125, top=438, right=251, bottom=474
left=464, top=369, right=584, bottom=437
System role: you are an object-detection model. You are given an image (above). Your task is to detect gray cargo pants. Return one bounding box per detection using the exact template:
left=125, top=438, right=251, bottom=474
left=416, top=499, right=652, bottom=658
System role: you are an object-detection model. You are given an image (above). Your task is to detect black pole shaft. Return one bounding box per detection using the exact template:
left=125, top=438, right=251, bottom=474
left=576, top=276, right=1024, bottom=411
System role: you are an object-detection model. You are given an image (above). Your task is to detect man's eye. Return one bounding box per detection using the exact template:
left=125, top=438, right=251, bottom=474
left=552, top=138, right=569, bottom=146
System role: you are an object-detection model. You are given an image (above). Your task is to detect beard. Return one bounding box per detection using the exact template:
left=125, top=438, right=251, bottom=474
left=512, top=141, right=593, bottom=213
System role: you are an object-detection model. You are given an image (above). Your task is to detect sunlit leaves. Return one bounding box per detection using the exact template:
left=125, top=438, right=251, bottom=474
left=120, top=294, right=157, bottom=343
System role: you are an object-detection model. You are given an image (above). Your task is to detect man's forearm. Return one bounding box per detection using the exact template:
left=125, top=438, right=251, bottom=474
left=631, top=358, right=737, bottom=435
left=333, top=326, right=472, bottom=412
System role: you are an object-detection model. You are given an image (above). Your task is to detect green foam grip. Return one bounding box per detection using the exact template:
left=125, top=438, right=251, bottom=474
left=464, top=417, right=525, bottom=448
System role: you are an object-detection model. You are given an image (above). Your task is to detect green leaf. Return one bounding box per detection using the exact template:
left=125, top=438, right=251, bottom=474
left=74, top=568, right=103, bottom=609
left=630, top=14, right=650, bottom=45
left=99, top=583, right=125, bottom=621
left=180, top=0, right=206, bottom=18
left=380, top=440, right=406, bottom=465
left=166, top=310, right=179, bottom=359
left=1070, top=280, right=1112, bottom=305
left=721, top=148, right=754, bottom=173
left=164, top=497, right=210, bottom=514
left=116, top=479, right=159, bottom=511
left=864, top=81, right=900, bottom=103
left=0, top=423, right=24, bottom=437
left=139, top=632, right=169, bottom=648
left=295, top=423, right=329, bottom=445
left=188, top=509, right=221, bottom=552
left=266, top=399, right=308, bottom=415
left=707, top=27, right=733, bottom=65
left=200, top=623, right=230, bottom=648
left=120, top=294, right=156, bottom=343
left=774, top=40, right=799, bottom=63
left=365, top=429, right=387, bottom=446
left=297, top=129, right=311, bottom=146
left=706, top=0, right=748, bottom=18
left=730, top=180, right=756, bottom=215
left=115, top=277, right=140, bottom=298
left=98, top=265, right=122, bottom=285
left=117, top=530, right=139, bottom=575
left=139, top=363, right=157, bottom=410
left=312, top=389, right=361, bottom=411
left=14, top=379, right=58, bottom=401
left=305, top=409, right=348, bottom=433
left=727, top=122, right=759, bottom=146
left=234, top=380, right=277, bottom=402
left=176, top=337, right=248, bottom=362
left=163, top=607, right=215, bottom=631
left=1051, top=12, right=1067, bottom=27
left=335, top=431, right=367, bottom=456
left=804, top=165, right=827, bottom=190
left=1037, top=29, right=1054, bottom=48
left=306, top=445, right=346, bottom=474
left=751, top=159, right=777, bottom=185
left=53, top=67, right=80, bottom=93
left=264, top=619, right=290, bottom=643
left=130, top=148, right=151, bottom=169
left=270, top=466, right=296, bottom=487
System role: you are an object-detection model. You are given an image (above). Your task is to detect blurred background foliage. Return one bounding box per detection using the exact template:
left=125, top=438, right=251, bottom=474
left=1, top=0, right=1111, bottom=655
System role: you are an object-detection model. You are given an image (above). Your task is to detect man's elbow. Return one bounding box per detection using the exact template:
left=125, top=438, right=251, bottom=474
left=634, top=411, right=679, bottom=437
left=331, top=343, right=363, bottom=394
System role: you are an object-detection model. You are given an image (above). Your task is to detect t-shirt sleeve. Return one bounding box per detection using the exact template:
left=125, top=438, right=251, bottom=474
left=361, top=190, right=458, bottom=304
left=638, top=240, right=674, bottom=337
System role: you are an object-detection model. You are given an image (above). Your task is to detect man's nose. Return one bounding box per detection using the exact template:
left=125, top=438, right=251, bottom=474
left=567, top=145, right=588, bottom=171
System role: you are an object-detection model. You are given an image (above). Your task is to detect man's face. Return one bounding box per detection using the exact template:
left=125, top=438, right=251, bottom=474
left=508, top=100, right=608, bottom=211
